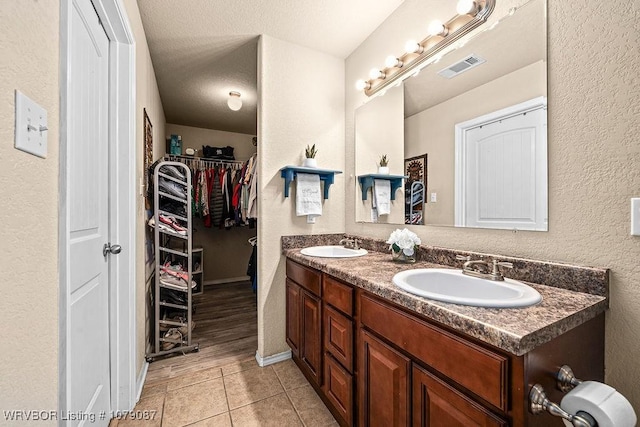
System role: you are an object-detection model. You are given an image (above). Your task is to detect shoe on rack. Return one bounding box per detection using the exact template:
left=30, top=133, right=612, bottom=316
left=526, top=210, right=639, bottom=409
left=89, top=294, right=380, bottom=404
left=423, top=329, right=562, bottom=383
left=159, top=214, right=187, bottom=235
left=159, top=177, right=187, bottom=199
left=161, top=165, right=186, bottom=181
left=159, top=272, right=197, bottom=291
left=161, top=328, right=184, bottom=351
left=159, top=315, right=196, bottom=335
left=148, top=216, right=177, bottom=235
left=160, top=288, right=187, bottom=305
left=161, top=201, right=187, bottom=218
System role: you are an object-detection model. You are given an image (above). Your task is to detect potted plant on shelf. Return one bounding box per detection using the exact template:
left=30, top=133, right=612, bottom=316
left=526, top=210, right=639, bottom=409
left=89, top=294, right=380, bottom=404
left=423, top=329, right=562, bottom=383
left=378, top=155, right=389, bottom=174
left=304, top=144, right=318, bottom=168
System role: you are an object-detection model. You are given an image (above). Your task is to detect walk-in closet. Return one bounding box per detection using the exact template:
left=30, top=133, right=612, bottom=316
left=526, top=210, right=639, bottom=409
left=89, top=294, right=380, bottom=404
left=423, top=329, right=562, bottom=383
left=142, top=35, right=260, bottom=370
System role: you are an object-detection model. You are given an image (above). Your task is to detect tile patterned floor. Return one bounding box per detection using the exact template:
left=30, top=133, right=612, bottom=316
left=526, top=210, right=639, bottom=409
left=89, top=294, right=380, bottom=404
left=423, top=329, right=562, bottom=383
left=111, top=358, right=338, bottom=427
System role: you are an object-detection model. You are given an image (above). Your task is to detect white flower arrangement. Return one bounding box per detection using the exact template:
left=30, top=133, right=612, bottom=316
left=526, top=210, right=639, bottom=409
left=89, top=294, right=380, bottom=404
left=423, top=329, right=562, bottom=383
left=386, top=228, right=421, bottom=256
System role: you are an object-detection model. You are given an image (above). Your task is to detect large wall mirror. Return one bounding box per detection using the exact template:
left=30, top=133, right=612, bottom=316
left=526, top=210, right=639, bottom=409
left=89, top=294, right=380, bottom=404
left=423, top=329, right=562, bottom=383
left=355, top=0, right=548, bottom=231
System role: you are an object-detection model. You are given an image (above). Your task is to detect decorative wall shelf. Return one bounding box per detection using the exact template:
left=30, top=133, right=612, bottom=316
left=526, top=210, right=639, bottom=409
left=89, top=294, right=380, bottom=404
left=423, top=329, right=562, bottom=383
left=280, top=166, right=343, bottom=199
left=358, top=174, right=408, bottom=201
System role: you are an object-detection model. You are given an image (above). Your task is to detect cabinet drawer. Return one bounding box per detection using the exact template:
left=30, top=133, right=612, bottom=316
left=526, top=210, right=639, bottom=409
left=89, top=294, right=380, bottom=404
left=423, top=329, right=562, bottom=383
left=413, top=365, right=507, bottom=427
left=286, top=259, right=321, bottom=296
left=323, top=275, right=354, bottom=316
left=323, top=353, right=353, bottom=426
left=360, top=294, right=508, bottom=411
left=324, top=305, right=353, bottom=372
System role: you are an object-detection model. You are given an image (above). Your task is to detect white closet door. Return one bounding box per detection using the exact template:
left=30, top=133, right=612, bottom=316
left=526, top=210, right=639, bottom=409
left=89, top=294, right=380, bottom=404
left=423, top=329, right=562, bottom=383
left=462, top=107, right=547, bottom=230
left=67, top=0, right=111, bottom=424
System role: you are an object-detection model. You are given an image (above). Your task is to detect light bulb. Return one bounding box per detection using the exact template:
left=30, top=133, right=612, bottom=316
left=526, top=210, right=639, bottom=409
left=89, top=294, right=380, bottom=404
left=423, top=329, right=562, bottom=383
left=385, top=55, right=403, bottom=68
left=456, top=0, right=478, bottom=16
left=369, top=68, right=385, bottom=80
left=428, top=20, right=447, bottom=37
left=404, top=40, right=424, bottom=54
left=355, top=79, right=370, bottom=91
left=227, top=91, right=242, bottom=111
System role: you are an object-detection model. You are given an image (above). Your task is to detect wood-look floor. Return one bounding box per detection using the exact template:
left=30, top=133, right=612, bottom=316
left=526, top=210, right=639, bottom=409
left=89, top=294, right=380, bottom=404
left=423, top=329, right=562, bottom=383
left=146, top=281, right=258, bottom=383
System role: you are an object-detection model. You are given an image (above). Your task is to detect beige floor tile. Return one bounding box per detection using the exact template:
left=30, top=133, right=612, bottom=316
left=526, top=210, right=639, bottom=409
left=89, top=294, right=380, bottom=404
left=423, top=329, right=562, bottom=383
left=140, top=382, right=167, bottom=399
left=230, top=393, right=302, bottom=427
left=144, top=366, right=172, bottom=386
left=162, top=378, right=228, bottom=427
left=272, top=359, right=309, bottom=391
left=287, top=384, right=337, bottom=426
left=115, top=393, right=164, bottom=427
left=185, top=412, right=232, bottom=427
left=223, top=366, right=284, bottom=409
left=220, top=357, right=259, bottom=376
left=166, top=366, right=222, bottom=391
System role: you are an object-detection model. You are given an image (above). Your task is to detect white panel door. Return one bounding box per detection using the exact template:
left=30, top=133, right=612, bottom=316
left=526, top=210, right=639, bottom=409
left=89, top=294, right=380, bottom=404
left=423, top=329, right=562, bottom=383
left=68, top=0, right=111, bottom=424
left=462, top=107, right=547, bottom=230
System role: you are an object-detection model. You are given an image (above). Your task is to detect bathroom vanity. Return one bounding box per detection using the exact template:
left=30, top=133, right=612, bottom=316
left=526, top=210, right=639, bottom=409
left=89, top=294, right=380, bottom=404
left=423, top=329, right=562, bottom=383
left=284, top=245, right=608, bottom=427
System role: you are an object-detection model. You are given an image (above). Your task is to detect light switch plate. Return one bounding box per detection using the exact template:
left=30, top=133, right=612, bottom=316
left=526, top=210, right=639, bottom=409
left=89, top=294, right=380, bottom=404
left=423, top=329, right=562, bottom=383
left=15, top=90, right=48, bottom=158
left=632, top=198, right=640, bottom=236
left=431, top=193, right=437, bottom=202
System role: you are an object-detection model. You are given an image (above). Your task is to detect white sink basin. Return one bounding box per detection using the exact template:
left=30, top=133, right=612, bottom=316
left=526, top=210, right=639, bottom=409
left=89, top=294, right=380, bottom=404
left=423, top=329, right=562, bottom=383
left=300, top=245, right=368, bottom=258
left=392, top=268, right=542, bottom=308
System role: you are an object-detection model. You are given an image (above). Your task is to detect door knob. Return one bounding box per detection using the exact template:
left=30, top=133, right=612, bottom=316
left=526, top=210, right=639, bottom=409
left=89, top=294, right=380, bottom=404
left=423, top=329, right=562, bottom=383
left=103, top=243, right=122, bottom=257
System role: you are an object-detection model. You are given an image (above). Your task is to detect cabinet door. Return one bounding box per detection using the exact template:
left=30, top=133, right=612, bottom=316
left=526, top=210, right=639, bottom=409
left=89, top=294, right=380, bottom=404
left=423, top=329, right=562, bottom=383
left=359, top=330, right=410, bottom=427
left=301, top=289, right=322, bottom=385
left=412, top=365, right=507, bottom=427
left=286, top=279, right=301, bottom=357
left=324, top=305, right=354, bottom=372
left=324, top=353, right=353, bottom=426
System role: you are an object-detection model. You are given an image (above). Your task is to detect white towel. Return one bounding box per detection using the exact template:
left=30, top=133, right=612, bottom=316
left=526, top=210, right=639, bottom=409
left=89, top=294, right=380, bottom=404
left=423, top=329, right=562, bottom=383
left=296, top=173, right=322, bottom=219
left=373, top=179, right=391, bottom=216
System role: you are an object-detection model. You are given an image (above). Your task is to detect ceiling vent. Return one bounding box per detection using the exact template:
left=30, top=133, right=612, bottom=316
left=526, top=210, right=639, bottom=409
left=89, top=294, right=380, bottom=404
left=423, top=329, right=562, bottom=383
left=437, top=54, right=486, bottom=79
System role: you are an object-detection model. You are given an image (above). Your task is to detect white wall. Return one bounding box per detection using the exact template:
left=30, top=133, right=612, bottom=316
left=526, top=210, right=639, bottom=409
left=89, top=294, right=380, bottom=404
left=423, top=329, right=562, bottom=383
left=257, top=35, right=345, bottom=357
left=120, top=0, right=166, bottom=374
left=0, top=0, right=60, bottom=415
left=346, top=0, right=640, bottom=408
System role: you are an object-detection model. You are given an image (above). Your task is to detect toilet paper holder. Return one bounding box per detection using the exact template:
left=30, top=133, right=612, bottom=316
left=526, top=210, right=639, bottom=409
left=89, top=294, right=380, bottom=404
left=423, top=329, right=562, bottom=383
left=529, top=365, right=596, bottom=427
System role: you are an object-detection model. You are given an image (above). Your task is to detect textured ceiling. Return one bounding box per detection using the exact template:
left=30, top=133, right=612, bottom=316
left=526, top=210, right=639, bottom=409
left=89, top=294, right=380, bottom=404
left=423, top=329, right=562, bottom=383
left=404, top=0, right=546, bottom=116
left=137, top=0, right=405, bottom=135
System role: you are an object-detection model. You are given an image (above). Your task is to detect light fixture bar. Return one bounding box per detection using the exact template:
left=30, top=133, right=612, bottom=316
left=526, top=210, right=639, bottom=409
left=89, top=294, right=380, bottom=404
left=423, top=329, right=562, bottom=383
left=361, top=0, right=495, bottom=97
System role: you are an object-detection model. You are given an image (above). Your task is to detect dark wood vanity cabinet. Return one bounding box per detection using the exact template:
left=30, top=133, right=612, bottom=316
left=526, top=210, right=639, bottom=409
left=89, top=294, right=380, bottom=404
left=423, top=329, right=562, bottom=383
left=285, top=259, right=605, bottom=427
left=286, top=260, right=323, bottom=386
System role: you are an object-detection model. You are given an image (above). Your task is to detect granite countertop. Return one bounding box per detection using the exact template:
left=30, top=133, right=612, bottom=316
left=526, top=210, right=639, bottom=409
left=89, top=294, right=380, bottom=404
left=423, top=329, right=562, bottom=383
left=284, top=248, right=608, bottom=356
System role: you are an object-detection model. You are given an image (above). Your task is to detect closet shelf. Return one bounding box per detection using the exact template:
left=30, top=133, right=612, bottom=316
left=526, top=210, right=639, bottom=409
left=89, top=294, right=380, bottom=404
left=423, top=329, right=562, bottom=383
left=159, top=246, right=189, bottom=257
left=280, top=166, right=343, bottom=199
left=159, top=301, right=188, bottom=310
left=158, top=283, right=193, bottom=292
left=158, top=190, right=188, bottom=204
left=357, top=174, right=408, bottom=201
left=159, top=319, right=188, bottom=328
left=158, top=171, right=187, bottom=186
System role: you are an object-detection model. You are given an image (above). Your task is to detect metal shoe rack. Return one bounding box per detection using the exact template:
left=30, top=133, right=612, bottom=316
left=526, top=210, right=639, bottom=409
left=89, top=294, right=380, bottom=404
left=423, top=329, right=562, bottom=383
left=147, top=161, right=199, bottom=362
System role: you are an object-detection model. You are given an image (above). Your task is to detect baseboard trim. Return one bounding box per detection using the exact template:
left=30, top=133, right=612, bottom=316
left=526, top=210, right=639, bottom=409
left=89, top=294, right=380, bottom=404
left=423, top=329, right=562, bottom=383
left=204, top=276, right=250, bottom=286
left=135, top=361, right=149, bottom=403
left=255, top=349, right=292, bottom=367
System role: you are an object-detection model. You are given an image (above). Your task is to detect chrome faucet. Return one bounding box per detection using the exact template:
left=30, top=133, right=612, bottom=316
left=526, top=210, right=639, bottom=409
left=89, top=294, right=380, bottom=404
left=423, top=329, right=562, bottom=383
left=339, top=238, right=361, bottom=250
left=456, top=255, right=513, bottom=281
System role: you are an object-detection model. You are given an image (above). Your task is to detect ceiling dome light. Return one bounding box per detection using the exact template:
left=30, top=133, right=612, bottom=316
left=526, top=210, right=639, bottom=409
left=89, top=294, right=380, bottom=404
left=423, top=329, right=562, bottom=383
left=227, top=91, right=242, bottom=111
left=456, top=0, right=478, bottom=16
left=428, top=20, right=448, bottom=37
left=355, top=79, right=371, bottom=91
left=385, top=55, right=403, bottom=68
left=369, top=68, right=385, bottom=80
left=404, top=40, right=424, bottom=54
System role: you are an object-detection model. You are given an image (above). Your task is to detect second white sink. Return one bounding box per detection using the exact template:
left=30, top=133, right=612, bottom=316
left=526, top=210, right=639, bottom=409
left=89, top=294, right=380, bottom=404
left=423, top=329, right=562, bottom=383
left=301, top=245, right=368, bottom=258
left=392, top=268, right=542, bottom=308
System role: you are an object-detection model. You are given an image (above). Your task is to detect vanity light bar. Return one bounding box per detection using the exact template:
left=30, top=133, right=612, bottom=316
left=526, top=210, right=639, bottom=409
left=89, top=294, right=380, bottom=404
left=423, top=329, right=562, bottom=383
left=357, top=0, right=495, bottom=97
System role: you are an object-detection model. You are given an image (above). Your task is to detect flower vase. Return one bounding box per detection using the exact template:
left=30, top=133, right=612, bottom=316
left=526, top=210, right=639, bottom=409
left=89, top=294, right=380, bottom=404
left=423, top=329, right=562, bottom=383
left=392, top=248, right=417, bottom=263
